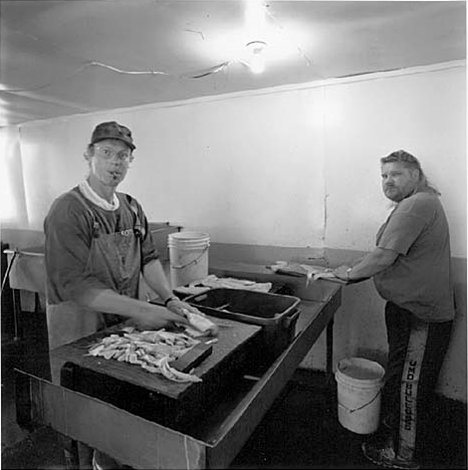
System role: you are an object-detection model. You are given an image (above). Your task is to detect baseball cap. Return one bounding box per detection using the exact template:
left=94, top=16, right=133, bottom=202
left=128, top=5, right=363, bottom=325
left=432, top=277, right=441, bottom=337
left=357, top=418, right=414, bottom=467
left=90, top=121, right=136, bottom=150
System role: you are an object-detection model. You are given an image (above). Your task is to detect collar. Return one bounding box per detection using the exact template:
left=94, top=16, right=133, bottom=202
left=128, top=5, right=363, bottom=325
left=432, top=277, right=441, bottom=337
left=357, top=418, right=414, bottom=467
left=78, top=180, right=120, bottom=211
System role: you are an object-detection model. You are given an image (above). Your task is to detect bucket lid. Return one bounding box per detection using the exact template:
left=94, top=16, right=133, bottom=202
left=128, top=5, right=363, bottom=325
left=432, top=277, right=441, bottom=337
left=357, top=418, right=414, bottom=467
left=337, top=357, right=385, bottom=381
left=169, top=231, right=209, bottom=241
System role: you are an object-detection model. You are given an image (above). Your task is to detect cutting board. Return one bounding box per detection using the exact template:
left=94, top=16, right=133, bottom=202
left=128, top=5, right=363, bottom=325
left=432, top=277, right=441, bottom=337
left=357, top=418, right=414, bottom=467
left=50, top=315, right=261, bottom=401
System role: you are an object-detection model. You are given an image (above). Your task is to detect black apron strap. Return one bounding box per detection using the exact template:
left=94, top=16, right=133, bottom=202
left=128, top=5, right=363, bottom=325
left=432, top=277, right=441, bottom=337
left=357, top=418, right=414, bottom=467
left=124, top=195, right=145, bottom=239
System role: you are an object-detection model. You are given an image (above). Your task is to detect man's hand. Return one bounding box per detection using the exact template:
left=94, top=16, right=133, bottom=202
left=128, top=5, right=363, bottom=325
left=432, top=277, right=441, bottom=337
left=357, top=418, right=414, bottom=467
left=134, top=305, right=188, bottom=330
left=166, top=298, right=204, bottom=319
left=330, top=248, right=398, bottom=282
left=332, top=265, right=352, bottom=281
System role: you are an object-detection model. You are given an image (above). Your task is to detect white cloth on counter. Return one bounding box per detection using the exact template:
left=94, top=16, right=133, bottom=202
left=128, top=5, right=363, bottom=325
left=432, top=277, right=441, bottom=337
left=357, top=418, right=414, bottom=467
left=269, top=261, right=345, bottom=283
left=174, top=274, right=272, bottom=295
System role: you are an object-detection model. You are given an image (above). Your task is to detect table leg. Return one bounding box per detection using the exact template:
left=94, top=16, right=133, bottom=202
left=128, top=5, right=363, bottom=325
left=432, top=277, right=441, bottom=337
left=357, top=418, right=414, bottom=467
left=59, top=435, right=80, bottom=469
left=326, top=317, right=334, bottom=378
left=77, top=442, right=94, bottom=469
left=12, top=288, right=22, bottom=341
left=59, top=364, right=94, bottom=469
left=325, top=318, right=337, bottom=419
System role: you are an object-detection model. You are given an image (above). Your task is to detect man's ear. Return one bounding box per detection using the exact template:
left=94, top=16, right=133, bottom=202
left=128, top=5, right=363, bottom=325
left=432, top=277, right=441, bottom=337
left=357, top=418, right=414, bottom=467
left=411, top=168, right=421, bottom=181
left=83, top=145, right=94, bottom=161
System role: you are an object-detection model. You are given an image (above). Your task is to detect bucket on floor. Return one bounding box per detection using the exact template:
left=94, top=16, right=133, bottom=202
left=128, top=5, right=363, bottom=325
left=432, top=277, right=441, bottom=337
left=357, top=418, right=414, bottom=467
left=335, top=357, right=385, bottom=434
left=168, top=231, right=210, bottom=288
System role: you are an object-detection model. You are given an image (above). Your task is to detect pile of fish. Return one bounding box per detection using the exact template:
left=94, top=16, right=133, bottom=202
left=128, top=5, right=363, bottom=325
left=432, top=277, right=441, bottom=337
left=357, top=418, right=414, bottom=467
left=183, top=309, right=219, bottom=337
left=87, top=328, right=203, bottom=383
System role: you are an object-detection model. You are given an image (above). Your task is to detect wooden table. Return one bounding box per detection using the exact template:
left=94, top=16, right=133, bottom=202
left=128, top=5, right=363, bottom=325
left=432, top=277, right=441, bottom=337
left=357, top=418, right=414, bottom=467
left=16, top=262, right=342, bottom=469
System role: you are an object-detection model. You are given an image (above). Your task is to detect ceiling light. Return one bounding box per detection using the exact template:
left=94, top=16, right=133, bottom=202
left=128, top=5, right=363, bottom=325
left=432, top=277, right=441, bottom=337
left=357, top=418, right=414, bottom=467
left=246, top=40, right=267, bottom=74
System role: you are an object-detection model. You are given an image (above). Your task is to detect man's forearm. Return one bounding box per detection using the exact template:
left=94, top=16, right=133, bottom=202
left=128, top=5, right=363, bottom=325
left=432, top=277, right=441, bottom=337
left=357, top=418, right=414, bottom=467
left=349, top=248, right=398, bottom=280
left=75, top=288, right=173, bottom=321
left=142, top=259, right=173, bottom=302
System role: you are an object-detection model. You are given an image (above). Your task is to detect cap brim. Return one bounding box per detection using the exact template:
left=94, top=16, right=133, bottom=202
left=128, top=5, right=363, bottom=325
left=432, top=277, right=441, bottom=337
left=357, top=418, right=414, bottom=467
left=93, top=137, right=135, bottom=150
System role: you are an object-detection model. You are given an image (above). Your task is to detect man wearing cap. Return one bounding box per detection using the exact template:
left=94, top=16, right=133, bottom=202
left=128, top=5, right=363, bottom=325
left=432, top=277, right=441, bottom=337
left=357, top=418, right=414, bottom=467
left=44, top=121, right=199, bottom=467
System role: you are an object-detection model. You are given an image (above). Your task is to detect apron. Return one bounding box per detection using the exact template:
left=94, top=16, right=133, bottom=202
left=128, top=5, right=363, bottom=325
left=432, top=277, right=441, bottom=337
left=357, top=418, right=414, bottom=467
left=47, top=191, right=143, bottom=382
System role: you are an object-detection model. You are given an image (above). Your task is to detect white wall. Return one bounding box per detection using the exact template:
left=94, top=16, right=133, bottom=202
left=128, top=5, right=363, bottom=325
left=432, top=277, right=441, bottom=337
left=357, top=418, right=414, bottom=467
left=7, top=62, right=465, bottom=258
left=12, top=88, right=326, bottom=249
left=325, top=66, right=466, bottom=257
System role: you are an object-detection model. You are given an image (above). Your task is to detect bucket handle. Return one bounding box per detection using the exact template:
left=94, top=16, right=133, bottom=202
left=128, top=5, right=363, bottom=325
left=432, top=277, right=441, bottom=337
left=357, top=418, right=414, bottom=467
left=338, top=389, right=381, bottom=413
left=171, top=246, right=209, bottom=270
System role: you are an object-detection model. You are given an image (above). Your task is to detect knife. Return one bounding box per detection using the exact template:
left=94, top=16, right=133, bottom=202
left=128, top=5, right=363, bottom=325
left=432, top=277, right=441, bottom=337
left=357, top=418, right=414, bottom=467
left=171, top=342, right=213, bottom=373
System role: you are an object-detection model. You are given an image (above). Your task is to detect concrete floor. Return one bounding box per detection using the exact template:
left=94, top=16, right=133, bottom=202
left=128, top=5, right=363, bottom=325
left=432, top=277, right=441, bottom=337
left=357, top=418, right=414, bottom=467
left=2, top=311, right=467, bottom=469
left=0, top=362, right=379, bottom=470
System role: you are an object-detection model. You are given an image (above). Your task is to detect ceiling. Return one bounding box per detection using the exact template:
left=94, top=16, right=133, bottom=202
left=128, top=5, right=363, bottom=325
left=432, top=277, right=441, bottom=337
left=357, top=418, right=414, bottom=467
left=0, top=1, right=466, bottom=128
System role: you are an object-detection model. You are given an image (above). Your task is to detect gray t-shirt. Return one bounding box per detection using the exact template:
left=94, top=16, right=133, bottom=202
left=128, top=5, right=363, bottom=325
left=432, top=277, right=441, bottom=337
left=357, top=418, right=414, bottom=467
left=373, top=191, right=455, bottom=322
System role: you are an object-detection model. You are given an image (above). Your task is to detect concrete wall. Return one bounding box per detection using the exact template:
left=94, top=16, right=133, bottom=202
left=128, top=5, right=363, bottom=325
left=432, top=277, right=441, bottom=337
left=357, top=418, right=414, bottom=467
left=1, top=61, right=465, bottom=401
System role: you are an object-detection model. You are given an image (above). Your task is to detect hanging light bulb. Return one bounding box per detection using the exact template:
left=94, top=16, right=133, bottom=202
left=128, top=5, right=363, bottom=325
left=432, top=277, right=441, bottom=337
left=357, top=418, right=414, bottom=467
left=246, top=40, right=267, bottom=74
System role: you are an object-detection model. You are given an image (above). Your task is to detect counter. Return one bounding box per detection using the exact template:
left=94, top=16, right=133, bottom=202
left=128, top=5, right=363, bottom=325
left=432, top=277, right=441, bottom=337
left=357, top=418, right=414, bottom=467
left=16, top=262, right=342, bottom=469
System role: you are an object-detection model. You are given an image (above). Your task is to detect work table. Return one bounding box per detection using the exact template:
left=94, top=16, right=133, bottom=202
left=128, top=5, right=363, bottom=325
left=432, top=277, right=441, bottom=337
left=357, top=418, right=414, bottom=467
left=17, top=261, right=342, bottom=469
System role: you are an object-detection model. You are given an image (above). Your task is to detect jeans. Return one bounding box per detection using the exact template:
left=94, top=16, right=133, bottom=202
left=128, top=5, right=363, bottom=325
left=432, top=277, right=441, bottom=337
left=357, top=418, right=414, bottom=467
left=380, top=301, right=453, bottom=461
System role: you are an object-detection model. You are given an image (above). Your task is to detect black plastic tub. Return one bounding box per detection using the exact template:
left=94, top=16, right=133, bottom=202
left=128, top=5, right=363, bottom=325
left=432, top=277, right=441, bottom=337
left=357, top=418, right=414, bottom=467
left=185, top=288, right=301, bottom=369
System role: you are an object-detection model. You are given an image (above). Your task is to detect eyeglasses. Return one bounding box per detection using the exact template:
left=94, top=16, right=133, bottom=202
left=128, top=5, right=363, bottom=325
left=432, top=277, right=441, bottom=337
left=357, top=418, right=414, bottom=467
left=94, top=145, right=133, bottom=163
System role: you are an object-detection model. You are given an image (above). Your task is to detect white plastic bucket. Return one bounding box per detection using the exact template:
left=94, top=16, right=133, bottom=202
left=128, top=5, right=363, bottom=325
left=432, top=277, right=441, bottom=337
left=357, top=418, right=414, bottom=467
left=335, top=357, right=385, bottom=434
left=168, top=231, right=210, bottom=288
